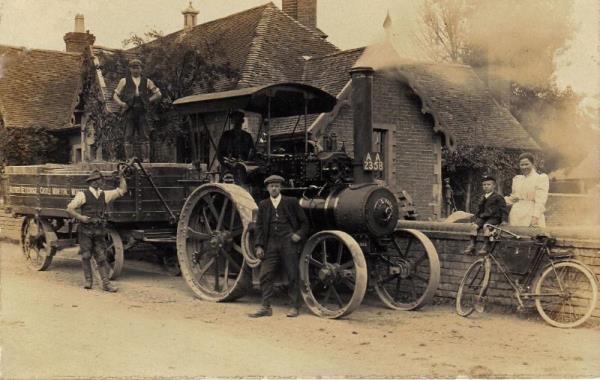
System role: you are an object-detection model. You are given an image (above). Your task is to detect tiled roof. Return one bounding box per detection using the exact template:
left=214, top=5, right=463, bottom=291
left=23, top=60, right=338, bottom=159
left=302, top=47, right=365, bottom=95
left=93, top=2, right=338, bottom=113
left=273, top=46, right=539, bottom=151
left=0, top=45, right=83, bottom=130
left=390, top=64, right=540, bottom=150
left=237, top=3, right=338, bottom=87
left=269, top=48, right=363, bottom=137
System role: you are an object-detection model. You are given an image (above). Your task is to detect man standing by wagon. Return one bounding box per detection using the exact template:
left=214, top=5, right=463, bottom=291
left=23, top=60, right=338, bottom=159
left=67, top=169, right=127, bottom=292
left=113, top=59, right=162, bottom=162
left=249, top=175, right=309, bottom=318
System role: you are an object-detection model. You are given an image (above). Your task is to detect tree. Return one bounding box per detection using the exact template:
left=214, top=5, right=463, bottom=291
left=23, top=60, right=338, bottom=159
left=83, top=29, right=238, bottom=161
left=416, top=0, right=591, bottom=212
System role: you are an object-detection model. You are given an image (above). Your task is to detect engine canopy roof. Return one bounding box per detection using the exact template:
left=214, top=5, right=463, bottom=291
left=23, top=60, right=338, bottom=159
left=173, top=83, right=337, bottom=118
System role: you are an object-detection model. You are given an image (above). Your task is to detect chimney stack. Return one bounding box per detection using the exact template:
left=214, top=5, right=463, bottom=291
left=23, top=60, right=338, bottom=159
left=350, top=67, right=375, bottom=184
left=63, top=14, right=95, bottom=53
left=182, top=1, right=199, bottom=31
left=282, top=0, right=318, bottom=31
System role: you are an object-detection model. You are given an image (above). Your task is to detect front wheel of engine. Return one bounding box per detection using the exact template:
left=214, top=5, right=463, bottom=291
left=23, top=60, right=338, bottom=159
left=299, top=230, right=368, bottom=319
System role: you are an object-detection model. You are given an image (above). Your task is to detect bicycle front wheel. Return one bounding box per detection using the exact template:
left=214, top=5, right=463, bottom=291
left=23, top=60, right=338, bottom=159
left=456, top=258, right=490, bottom=317
left=534, top=261, right=598, bottom=328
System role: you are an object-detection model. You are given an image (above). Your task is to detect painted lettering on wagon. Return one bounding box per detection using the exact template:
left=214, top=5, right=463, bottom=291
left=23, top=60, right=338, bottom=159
left=8, top=185, right=38, bottom=195
left=9, top=186, right=76, bottom=196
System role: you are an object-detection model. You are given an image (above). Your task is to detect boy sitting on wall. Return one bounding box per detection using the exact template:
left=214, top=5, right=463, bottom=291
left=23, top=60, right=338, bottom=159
left=463, top=175, right=507, bottom=255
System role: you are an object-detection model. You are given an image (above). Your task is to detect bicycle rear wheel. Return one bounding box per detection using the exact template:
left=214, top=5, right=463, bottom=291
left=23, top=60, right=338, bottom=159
left=534, top=261, right=598, bottom=328
left=456, top=258, right=490, bottom=317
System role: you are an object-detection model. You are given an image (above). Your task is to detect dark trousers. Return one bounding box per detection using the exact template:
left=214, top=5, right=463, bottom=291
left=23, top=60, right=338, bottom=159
left=259, top=237, right=300, bottom=308
left=123, top=106, right=150, bottom=144
left=79, top=225, right=107, bottom=264
left=470, top=217, right=502, bottom=237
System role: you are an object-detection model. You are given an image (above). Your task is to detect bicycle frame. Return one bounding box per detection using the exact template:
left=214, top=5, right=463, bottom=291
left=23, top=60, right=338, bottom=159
left=481, top=225, right=567, bottom=309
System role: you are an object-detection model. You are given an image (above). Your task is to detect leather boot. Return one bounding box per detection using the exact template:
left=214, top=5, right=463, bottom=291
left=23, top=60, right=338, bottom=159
left=477, top=240, right=492, bottom=255
left=141, top=143, right=150, bottom=163
left=98, top=262, right=118, bottom=292
left=463, top=236, right=477, bottom=255
left=124, top=144, right=134, bottom=160
left=248, top=306, right=272, bottom=318
left=82, top=259, right=93, bottom=289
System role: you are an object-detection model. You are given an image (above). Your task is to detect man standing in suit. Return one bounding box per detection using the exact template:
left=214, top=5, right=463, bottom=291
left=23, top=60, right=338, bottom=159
left=249, top=175, right=309, bottom=318
left=463, top=175, right=507, bottom=255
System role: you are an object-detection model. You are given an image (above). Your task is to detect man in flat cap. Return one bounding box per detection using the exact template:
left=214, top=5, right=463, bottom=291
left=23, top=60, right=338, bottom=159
left=113, top=59, right=162, bottom=162
left=249, top=175, right=309, bottom=318
left=217, top=110, right=255, bottom=166
left=463, top=175, right=507, bottom=255
left=67, top=168, right=127, bottom=292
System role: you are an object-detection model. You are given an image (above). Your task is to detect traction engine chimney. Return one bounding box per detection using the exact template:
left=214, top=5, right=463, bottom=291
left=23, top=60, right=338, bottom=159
left=350, top=66, right=375, bottom=184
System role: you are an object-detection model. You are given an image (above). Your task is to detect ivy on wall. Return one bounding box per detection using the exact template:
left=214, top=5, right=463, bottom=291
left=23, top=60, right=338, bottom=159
left=442, top=145, right=544, bottom=213
left=0, top=126, right=70, bottom=168
left=83, top=31, right=238, bottom=162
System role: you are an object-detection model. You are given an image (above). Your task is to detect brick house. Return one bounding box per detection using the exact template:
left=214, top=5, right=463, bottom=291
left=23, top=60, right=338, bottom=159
left=0, top=45, right=86, bottom=163
left=0, top=0, right=539, bottom=220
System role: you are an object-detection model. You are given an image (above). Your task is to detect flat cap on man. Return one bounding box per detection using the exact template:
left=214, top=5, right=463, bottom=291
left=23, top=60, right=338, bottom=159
left=481, top=175, right=496, bottom=182
left=85, top=170, right=103, bottom=183
left=264, top=175, right=285, bottom=185
left=128, top=58, right=143, bottom=67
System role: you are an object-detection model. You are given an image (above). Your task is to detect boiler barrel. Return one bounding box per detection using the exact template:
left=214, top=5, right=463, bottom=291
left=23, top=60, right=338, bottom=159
left=299, top=184, right=399, bottom=237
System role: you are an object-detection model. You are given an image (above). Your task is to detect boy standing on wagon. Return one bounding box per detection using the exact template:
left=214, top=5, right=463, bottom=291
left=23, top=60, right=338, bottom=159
left=463, top=175, right=507, bottom=255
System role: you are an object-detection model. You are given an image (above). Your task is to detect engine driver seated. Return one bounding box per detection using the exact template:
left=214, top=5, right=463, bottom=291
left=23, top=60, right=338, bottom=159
left=217, top=110, right=255, bottom=166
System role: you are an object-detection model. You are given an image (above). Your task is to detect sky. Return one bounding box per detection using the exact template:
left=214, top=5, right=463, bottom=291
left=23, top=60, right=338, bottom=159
left=0, top=0, right=598, bottom=102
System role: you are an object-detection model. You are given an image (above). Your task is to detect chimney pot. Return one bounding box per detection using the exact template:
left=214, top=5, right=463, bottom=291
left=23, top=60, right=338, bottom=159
left=182, top=1, right=199, bottom=31
left=64, top=14, right=95, bottom=53
left=74, top=14, right=85, bottom=33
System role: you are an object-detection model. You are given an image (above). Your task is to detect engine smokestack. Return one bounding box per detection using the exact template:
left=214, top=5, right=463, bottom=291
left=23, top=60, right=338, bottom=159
left=350, top=66, right=375, bottom=184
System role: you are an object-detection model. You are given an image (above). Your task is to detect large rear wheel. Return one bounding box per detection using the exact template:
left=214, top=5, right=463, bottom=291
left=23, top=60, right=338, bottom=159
left=534, top=261, right=598, bottom=328
left=299, top=231, right=368, bottom=319
left=176, top=184, right=256, bottom=302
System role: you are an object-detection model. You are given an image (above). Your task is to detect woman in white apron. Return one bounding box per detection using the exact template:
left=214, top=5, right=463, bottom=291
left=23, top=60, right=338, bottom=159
left=505, top=153, right=549, bottom=227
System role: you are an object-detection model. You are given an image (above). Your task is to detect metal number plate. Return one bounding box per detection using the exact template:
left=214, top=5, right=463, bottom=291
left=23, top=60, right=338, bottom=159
left=363, top=152, right=383, bottom=172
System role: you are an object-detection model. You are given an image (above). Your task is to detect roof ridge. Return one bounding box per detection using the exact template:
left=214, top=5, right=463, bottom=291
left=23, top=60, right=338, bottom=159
left=0, top=44, right=82, bottom=57
left=272, top=3, right=337, bottom=49
left=236, top=4, right=274, bottom=87
left=126, top=2, right=273, bottom=51
left=307, top=47, right=366, bottom=61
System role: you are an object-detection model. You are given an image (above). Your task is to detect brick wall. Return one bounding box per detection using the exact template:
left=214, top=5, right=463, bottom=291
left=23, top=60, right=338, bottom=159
left=399, top=220, right=600, bottom=321
left=321, top=75, right=440, bottom=220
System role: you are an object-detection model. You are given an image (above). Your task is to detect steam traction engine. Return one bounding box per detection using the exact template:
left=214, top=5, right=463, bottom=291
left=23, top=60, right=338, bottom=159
left=173, top=67, right=440, bottom=318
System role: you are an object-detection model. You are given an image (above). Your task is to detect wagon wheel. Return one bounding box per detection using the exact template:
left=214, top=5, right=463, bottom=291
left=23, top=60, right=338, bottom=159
left=371, top=228, right=440, bottom=310
left=176, top=183, right=256, bottom=302
left=92, top=228, right=124, bottom=280
left=300, top=231, right=368, bottom=319
left=21, top=216, right=56, bottom=271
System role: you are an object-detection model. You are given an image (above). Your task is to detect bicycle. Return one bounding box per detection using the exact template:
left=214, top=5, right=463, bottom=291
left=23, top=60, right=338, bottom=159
left=456, top=224, right=598, bottom=328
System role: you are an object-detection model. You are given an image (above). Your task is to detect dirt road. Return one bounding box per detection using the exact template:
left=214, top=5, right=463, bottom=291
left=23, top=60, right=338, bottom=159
left=1, top=241, right=599, bottom=379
